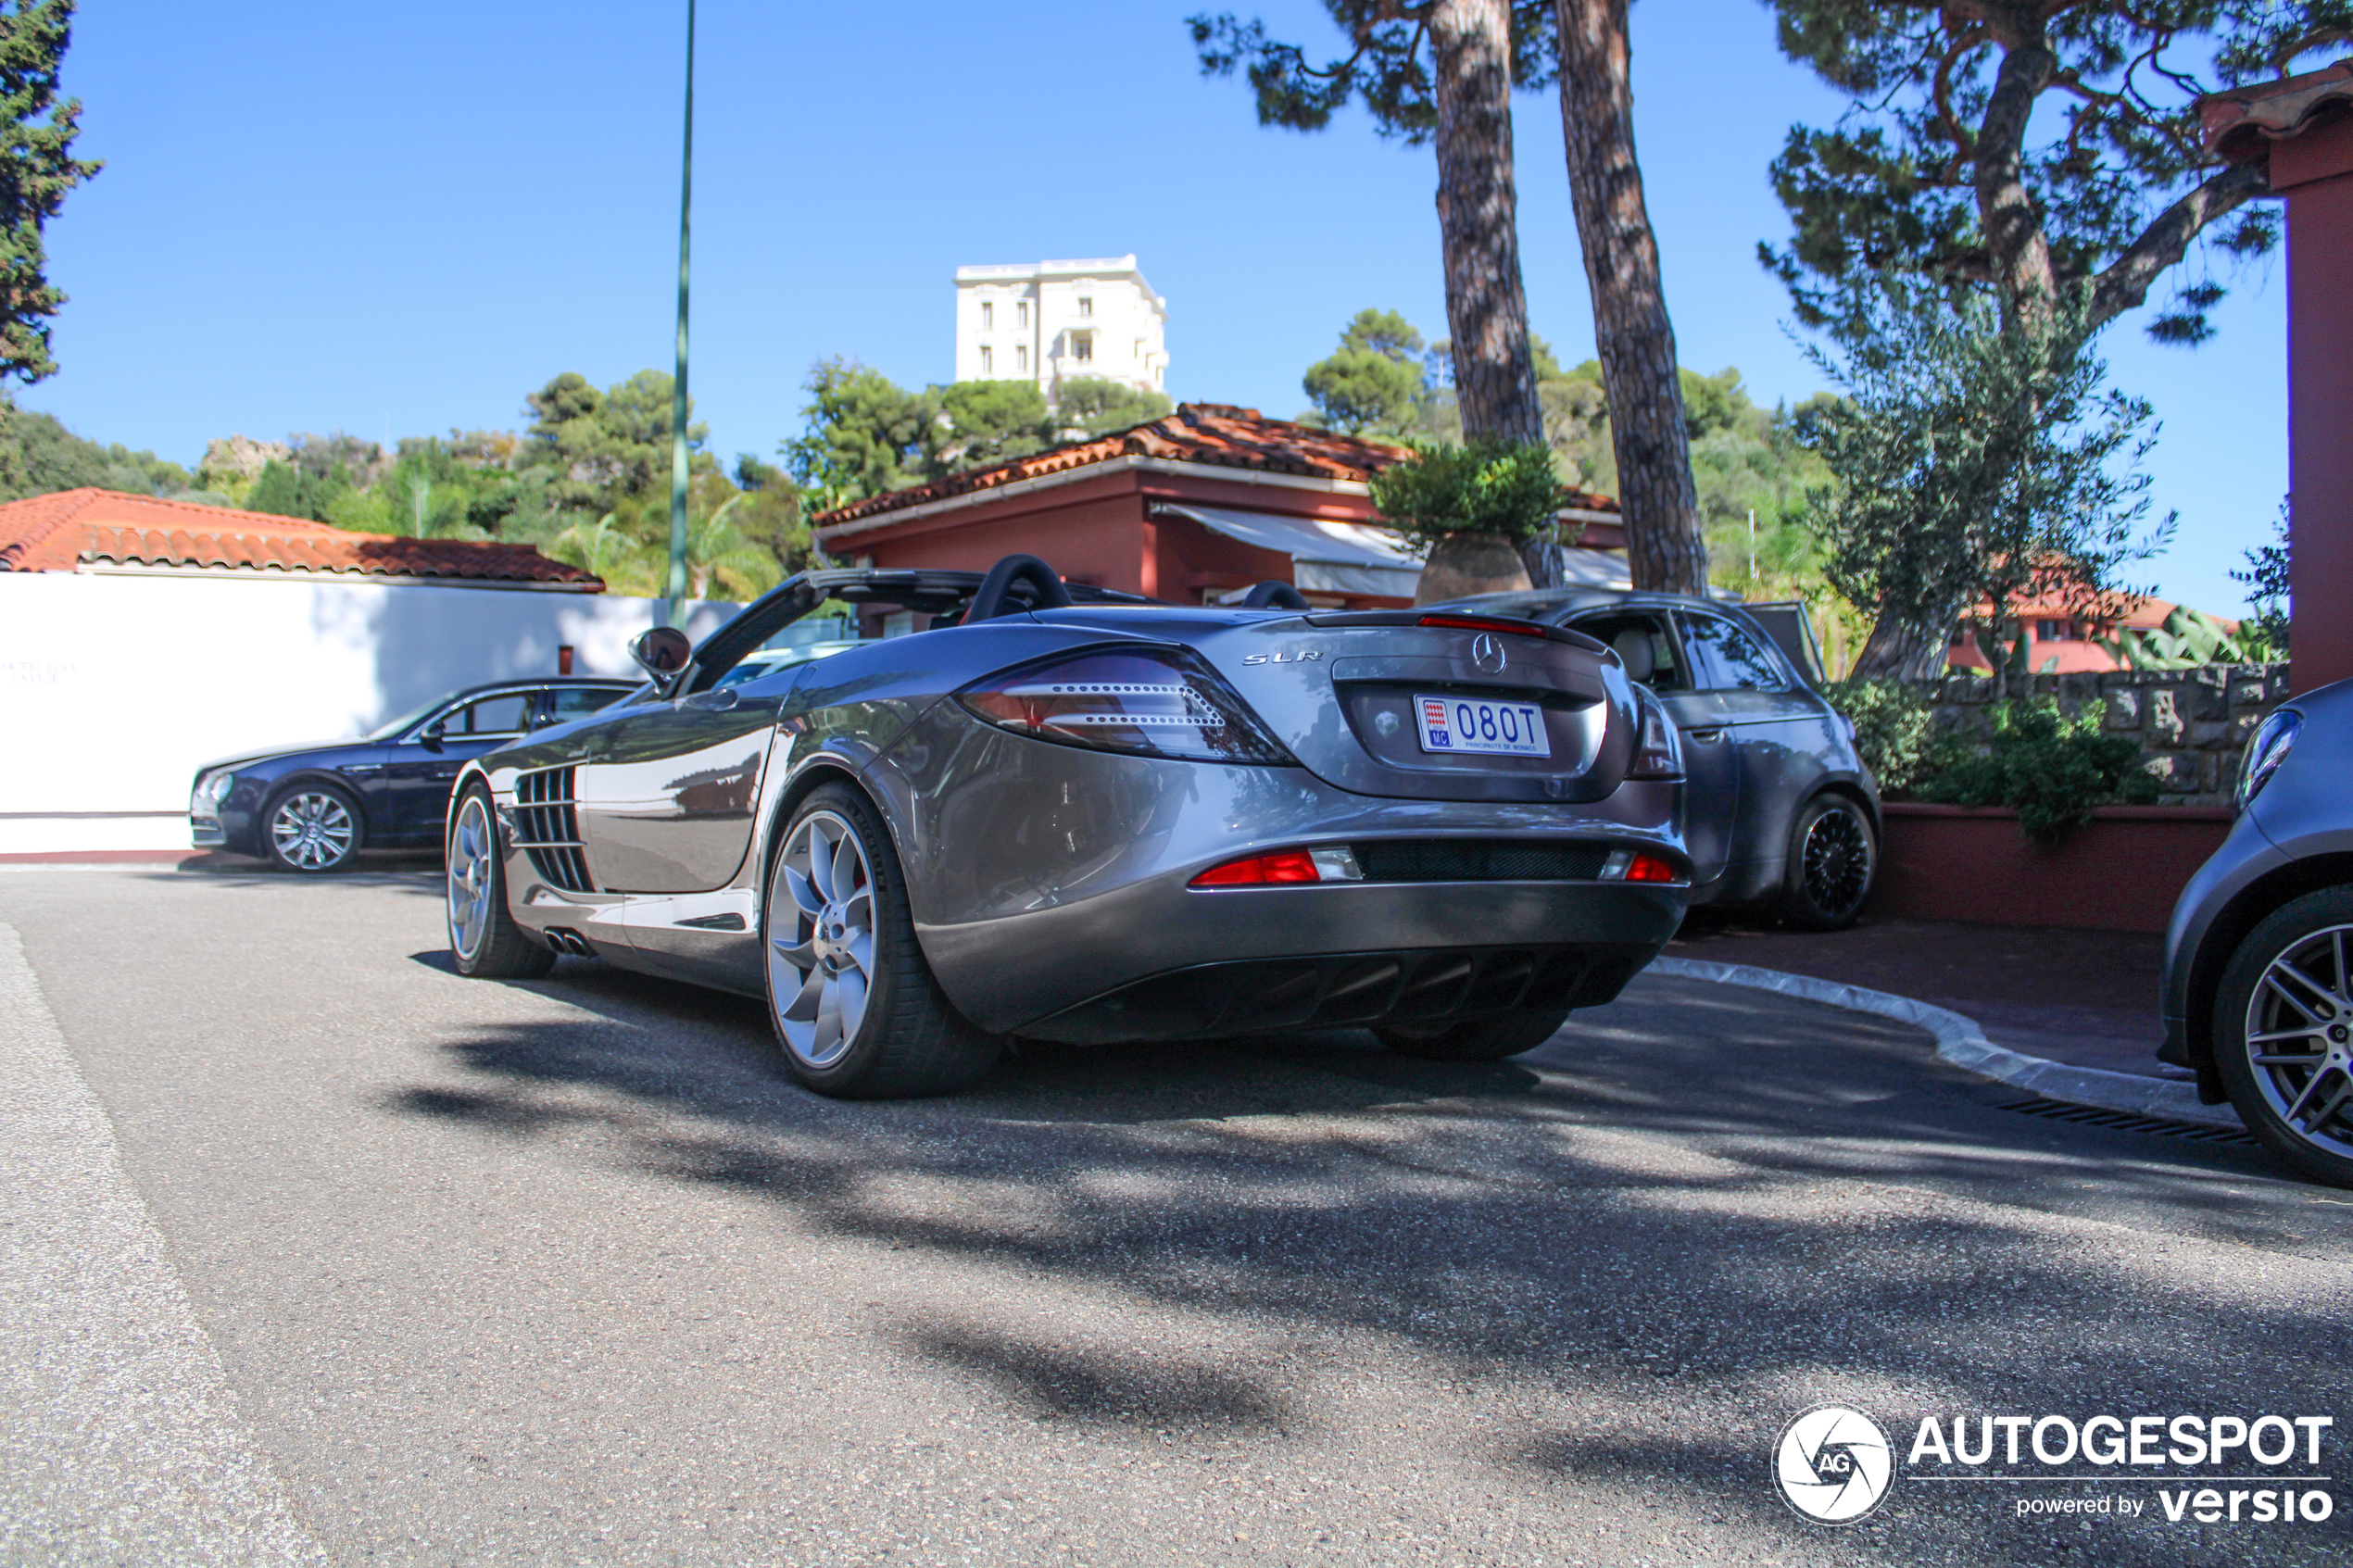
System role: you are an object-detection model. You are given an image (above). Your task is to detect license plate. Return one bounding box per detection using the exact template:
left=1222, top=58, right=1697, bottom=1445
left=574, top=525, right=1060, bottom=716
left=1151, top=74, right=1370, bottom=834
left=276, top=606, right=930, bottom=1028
left=1414, top=695, right=1551, bottom=758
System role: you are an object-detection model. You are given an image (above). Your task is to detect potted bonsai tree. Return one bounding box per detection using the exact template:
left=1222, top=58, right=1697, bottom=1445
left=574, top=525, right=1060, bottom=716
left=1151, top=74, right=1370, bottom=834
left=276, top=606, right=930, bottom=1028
left=1368, top=438, right=1567, bottom=604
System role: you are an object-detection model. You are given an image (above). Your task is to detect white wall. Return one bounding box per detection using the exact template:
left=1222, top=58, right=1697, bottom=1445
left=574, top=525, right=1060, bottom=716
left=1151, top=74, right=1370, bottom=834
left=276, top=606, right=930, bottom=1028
left=0, top=572, right=742, bottom=852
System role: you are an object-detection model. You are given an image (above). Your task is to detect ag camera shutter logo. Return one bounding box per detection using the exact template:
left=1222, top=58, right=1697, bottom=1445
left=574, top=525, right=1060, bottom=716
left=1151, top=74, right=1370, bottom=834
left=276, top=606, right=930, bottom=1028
left=1775, top=1405, right=1895, bottom=1524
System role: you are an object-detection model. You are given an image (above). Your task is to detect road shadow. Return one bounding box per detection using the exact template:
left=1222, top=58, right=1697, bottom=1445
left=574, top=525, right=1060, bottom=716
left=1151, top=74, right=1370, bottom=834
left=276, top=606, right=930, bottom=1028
left=378, top=962, right=2353, bottom=1563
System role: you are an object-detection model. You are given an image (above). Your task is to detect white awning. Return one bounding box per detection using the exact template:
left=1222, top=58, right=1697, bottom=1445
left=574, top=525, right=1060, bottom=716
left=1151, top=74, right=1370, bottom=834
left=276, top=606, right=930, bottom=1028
left=1151, top=503, right=1424, bottom=599
left=1152, top=501, right=1635, bottom=598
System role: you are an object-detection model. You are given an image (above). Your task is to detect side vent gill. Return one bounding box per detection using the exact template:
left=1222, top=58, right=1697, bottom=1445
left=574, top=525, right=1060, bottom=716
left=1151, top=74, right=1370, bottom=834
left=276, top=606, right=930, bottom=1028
left=514, top=767, right=594, bottom=893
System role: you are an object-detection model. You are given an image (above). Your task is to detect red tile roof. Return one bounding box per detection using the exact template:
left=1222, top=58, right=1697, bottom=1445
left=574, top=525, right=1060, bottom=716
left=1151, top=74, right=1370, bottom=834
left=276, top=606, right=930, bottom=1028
left=814, top=402, right=1624, bottom=529
left=0, top=488, right=603, bottom=589
left=2201, top=58, right=2353, bottom=162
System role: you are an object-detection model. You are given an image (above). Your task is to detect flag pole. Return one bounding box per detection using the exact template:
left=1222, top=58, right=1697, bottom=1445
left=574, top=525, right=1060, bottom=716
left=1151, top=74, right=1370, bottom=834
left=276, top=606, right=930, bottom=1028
left=662, top=0, right=695, bottom=628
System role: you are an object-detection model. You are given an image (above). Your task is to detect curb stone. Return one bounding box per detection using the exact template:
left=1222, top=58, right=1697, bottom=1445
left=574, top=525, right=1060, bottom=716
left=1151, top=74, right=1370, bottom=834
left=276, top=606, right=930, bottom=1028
left=1648, top=955, right=2246, bottom=1133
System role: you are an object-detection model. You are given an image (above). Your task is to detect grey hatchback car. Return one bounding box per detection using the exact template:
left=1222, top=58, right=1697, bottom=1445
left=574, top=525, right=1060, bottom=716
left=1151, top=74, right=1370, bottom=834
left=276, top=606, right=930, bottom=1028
left=1428, top=589, right=1881, bottom=927
left=2160, top=677, right=2353, bottom=1186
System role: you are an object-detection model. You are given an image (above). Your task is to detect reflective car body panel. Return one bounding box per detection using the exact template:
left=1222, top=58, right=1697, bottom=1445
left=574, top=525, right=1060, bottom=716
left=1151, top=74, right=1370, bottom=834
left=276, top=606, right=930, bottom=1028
left=459, top=568, right=1697, bottom=1046
left=1424, top=588, right=1879, bottom=902
left=187, top=679, right=638, bottom=856
left=2159, top=677, right=2353, bottom=1098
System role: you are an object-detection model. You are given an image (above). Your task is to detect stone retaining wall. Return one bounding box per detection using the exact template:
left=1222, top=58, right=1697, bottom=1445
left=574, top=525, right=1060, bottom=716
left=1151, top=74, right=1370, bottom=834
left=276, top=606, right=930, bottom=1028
left=1926, top=664, right=2292, bottom=807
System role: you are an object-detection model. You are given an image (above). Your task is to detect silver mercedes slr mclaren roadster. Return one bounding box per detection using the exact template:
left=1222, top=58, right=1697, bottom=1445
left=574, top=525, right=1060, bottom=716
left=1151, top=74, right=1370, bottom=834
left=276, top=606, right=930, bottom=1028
left=444, top=555, right=1696, bottom=1098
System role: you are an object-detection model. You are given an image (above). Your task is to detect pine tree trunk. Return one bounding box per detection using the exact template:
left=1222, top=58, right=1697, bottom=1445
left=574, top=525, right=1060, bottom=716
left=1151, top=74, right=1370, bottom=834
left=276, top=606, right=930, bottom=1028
left=1552, top=0, right=1708, bottom=596
left=1428, top=0, right=1555, bottom=591
left=1429, top=0, right=1543, bottom=452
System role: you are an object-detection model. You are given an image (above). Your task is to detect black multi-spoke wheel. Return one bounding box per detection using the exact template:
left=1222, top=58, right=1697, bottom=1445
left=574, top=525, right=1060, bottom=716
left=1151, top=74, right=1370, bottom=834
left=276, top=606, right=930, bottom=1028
left=265, top=784, right=362, bottom=872
left=1780, top=795, right=1876, bottom=931
left=761, top=783, right=1000, bottom=1098
left=2215, top=888, right=2353, bottom=1187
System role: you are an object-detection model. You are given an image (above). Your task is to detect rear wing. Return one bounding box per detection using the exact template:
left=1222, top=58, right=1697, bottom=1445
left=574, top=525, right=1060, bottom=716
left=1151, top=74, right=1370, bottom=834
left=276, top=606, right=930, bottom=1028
left=1741, top=601, right=1828, bottom=687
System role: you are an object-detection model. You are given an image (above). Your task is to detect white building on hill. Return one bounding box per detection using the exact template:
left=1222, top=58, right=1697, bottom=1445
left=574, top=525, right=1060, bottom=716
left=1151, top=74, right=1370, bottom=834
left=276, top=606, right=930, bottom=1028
left=953, top=257, right=1168, bottom=404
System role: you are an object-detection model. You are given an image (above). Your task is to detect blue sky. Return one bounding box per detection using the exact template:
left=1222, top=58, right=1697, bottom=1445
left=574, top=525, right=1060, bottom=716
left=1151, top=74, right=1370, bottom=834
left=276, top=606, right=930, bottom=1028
left=30, top=1, right=2283, bottom=614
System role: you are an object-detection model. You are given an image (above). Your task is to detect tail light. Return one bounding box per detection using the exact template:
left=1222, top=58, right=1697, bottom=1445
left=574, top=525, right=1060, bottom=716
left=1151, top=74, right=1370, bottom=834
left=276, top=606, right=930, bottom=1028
left=1626, top=691, right=1682, bottom=780
left=1601, top=849, right=1680, bottom=883
left=958, top=646, right=1294, bottom=765
left=1191, top=846, right=1365, bottom=887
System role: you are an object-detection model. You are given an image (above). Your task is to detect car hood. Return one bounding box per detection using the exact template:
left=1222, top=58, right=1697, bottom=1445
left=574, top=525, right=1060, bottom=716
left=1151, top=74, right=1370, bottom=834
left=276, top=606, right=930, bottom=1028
left=193, top=739, right=388, bottom=776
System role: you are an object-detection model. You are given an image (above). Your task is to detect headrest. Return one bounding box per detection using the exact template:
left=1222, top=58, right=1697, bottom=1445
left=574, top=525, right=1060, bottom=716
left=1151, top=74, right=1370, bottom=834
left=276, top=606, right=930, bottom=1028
left=1612, top=628, right=1655, bottom=682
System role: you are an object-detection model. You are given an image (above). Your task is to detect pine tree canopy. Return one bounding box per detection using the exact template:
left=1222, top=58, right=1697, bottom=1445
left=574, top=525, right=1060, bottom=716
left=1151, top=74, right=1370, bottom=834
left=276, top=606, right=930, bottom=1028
left=0, top=0, right=98, bottom=383
left=1763, top=1, right=2353, bottom=344
left=1189, top=1, right=1558, bottom=142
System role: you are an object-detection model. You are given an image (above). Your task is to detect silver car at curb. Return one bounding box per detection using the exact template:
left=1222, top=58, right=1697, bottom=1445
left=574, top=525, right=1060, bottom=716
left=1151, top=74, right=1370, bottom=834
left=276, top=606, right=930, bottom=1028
left=442, top=557, right=1696, bottom=1098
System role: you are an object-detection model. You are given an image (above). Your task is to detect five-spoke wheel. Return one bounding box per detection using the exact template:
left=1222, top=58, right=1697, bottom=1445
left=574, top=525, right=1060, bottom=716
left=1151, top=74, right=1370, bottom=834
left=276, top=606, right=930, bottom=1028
left=2217, top=889, right=2353, bottom=1187
left=445, top=780, right=555, bottom=980
left=769, top=807, right=877, bottom=1071
left=266, top=785, right=360, bottom=872
left=761, top=783, right=1000, bottom=1098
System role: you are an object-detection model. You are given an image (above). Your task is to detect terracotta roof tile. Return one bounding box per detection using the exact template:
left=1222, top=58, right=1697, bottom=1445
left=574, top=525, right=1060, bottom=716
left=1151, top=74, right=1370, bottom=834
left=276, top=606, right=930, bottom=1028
left=0, top=488, right=602, bottom=588
left=2201, top=58, right=2353, bottom=162
left=818, top=403, right=1600, bottom=528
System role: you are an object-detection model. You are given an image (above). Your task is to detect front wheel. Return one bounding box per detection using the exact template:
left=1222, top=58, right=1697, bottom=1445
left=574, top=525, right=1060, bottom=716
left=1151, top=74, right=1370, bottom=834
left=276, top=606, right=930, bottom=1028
left=762, top=784, right=1000, bottom=1098
left=2213, top=886, right=2353, bottom=1188
left=265, top=784, right=363, bottom=873
left=1780, top=794, right=1876, bottom=931
left=1374, top=1009, right=1569, bottom=1062
left=447, top=784, right=555, bottom=980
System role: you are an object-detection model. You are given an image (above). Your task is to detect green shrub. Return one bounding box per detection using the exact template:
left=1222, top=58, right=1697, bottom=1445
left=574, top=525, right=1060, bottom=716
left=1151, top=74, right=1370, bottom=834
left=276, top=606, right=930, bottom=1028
left=1824, top=677, right=1935, bottom=794
left=1365, top=437, right=1562, bottom=551
left=1917, top=696, right=2158, bottom=844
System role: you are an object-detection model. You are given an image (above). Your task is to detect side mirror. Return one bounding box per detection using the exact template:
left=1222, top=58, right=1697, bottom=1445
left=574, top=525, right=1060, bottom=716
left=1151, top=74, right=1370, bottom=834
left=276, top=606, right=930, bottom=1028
left=419, top=720, right=447, bottom=754
left=630, top=626, right=694, bottom=682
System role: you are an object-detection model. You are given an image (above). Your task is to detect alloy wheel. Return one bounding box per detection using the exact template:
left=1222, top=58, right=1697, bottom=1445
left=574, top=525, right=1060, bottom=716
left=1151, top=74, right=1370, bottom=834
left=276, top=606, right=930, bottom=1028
left=1801, top=806, right=1871, bottom=918
left=447, top=795, right=496, bottom=962
left=271, top=790, right=356, bottom=870
left=2241, top=922, right=2353, bottom=1161
left=768, top=809, right=876, bottom=1070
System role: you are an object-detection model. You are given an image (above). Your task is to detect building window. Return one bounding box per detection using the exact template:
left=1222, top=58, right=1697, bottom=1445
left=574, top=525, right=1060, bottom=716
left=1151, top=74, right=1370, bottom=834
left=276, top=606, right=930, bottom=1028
left=1072, top=331, right=1093, bottom=362
left=1016, top=344, right=1028, bottom=372
left=2036, top=619, right=2075, bottom=642
left=1077, top=296, right=1093, bottom=318
left=980, top=345, right=992, bottom=374
left=1017, top=301, right=1029, bottom=329
left=981, top=301, right=993, bottom=329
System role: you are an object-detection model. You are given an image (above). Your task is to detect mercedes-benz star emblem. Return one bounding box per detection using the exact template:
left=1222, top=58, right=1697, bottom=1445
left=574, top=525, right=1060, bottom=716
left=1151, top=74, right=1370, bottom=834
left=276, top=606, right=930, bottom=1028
left=1470, top=633, right=1508, bottom=675
left=1773, top=1405, right=1894, bottom=1524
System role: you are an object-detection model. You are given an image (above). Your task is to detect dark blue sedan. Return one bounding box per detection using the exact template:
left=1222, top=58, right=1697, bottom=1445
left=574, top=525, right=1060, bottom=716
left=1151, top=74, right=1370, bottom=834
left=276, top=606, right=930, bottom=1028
left=189, top=678, right=639, bottom=872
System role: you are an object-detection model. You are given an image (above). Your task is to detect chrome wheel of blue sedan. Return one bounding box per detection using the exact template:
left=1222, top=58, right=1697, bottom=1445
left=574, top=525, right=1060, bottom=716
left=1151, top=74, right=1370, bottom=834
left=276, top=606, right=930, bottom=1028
left=266, top=786, right=359, bottom=872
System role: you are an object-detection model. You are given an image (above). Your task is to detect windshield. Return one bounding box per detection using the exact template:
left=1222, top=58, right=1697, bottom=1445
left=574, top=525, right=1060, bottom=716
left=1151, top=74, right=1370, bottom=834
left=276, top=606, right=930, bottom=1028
left=712, top=639, right=863, bottom=689
left=365, top=696, right=450, bottom=741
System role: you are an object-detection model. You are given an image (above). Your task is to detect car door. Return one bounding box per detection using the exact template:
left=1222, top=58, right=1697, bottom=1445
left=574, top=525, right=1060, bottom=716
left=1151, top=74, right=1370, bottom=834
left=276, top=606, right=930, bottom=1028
left=1678, top=610, right=1832, bottom=878
left=1563, top=606, right=1742, bottom=888
left=382, top=690, right=537, bottom=840
left=571, top=675, right=790, bottom=894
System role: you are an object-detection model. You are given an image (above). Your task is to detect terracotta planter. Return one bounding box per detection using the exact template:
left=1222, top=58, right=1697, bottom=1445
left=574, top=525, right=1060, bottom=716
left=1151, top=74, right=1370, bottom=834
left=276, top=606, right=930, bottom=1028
left=1412, top=533, right=1530, bottom=604
left=1869, top=803, right=2236, bottom=935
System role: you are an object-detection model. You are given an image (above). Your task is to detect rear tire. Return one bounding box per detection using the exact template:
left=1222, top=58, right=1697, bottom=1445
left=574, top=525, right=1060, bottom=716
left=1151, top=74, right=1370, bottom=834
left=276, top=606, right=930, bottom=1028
left=1779, top=794, right=1876, bottom=931
left=761, top=783, right=1000, bottom=1098
left=1373, top=1008, right=1568, bottom=1062
left=2213, top=887, right=2353, bottom=1189
left=447, top=784, right=556, bottom=980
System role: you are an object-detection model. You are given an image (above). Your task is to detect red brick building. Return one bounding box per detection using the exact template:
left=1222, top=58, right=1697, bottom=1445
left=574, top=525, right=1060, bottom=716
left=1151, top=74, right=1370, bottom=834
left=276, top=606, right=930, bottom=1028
left=812, top=403, right=1623, bottom=613
left=2203, top=62, right=2353, bottom=691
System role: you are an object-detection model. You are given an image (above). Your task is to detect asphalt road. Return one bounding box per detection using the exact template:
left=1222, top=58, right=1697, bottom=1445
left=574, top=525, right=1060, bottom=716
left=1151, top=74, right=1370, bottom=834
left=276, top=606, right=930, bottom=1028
left=3, top=864, right=2349, bottom=1568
